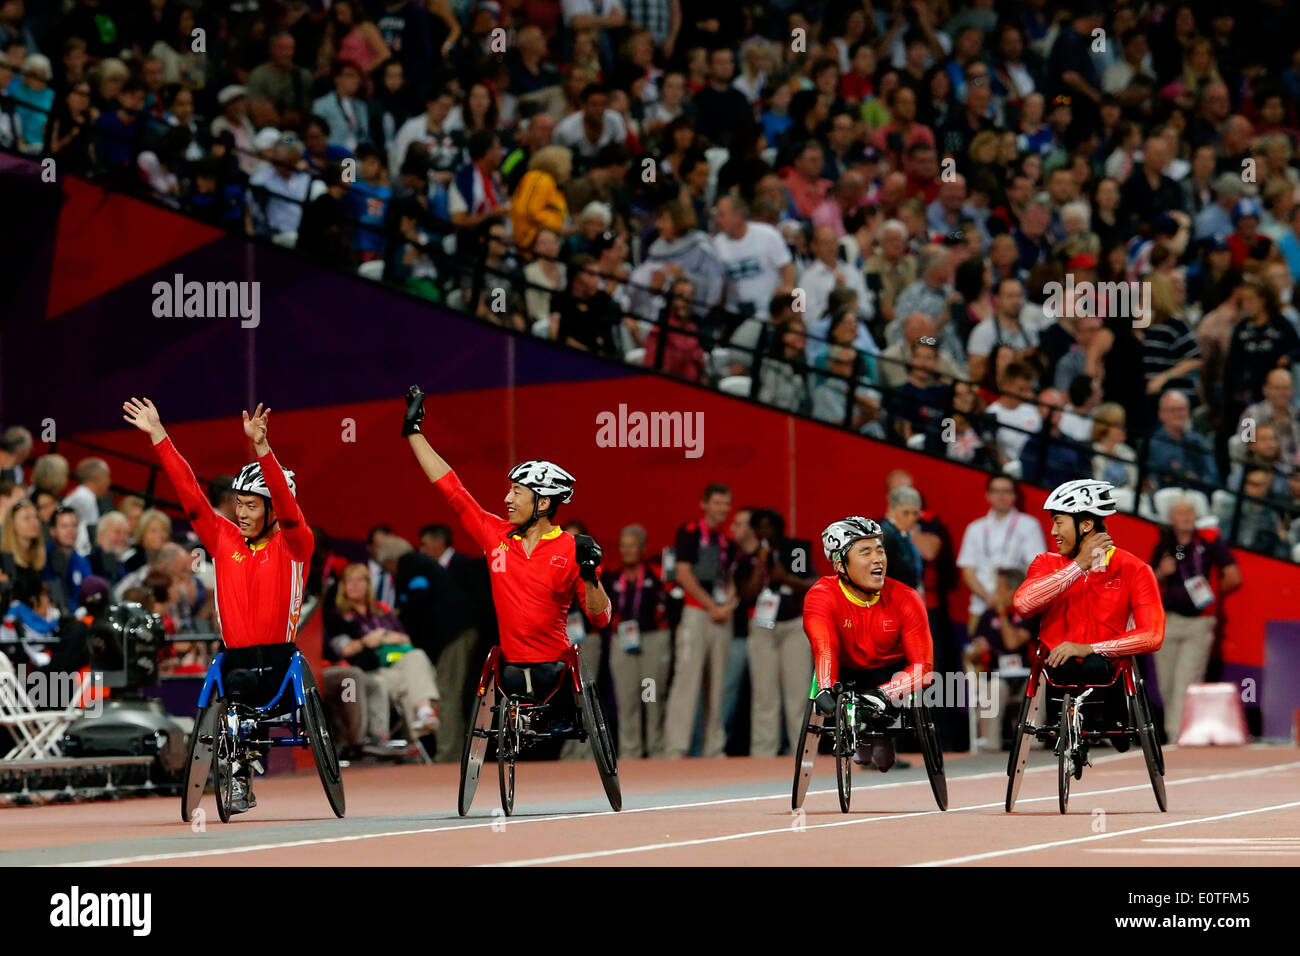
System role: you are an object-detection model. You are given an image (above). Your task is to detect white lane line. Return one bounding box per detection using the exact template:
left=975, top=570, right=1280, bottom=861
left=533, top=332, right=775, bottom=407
left=50, top=759, right=1028, bottom=867
left=482, top=760, right=1300, bottom=867
left=913, top=799, right=1300, bottom=866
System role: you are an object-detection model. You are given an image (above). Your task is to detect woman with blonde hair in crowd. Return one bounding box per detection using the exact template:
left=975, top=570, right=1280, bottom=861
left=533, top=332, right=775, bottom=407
left=325, top=562, right=441, bottom=739
left=0, top=498, right=47, bottom=600
left=1091, top=402, right=1139, bottom=489
left=512, top=145, right=572, bottom=251
left=122, top=508, right=172, bottom=575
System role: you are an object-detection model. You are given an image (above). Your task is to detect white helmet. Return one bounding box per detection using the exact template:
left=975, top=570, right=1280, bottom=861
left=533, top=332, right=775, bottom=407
left=1042, top=479, right=1116, bottom=517
left=822, top=516, right=883, bottom=564
left=507, top=460, right=575, bottom=505
left=231, top=461, right=297, bottom=500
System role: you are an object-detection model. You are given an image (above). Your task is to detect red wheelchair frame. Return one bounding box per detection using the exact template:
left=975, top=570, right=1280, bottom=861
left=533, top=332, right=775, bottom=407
left=456, top=644, right=621, bottom=816
left=1005, top=643, right=1166, bottom=814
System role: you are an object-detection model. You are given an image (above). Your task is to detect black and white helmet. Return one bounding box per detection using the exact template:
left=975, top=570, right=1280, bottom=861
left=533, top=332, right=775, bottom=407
left=507, top=460, right=575, bottom=505
left=822, top=516, right=883, bottom=564
left=231, top=461, right=297, bottom=500
left=1042, top=479, right=1116, bottom=517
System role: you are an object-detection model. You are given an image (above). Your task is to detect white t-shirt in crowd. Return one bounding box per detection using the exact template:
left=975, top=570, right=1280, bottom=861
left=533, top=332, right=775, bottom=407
left=561, top=0, right=624, bottom=24
left=713, top=222, right=793, bottom=320
left=988, top=399, right=1042, bottom=463
left=956, top=508, right=1047, bottom=616
left=552, top=109, right=628, bottom=159
left=966, top=316, right=1039, bottom=358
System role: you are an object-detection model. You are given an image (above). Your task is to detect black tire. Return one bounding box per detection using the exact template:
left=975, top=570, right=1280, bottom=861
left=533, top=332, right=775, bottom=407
left=1132, top=684, right=1168, bottom=812
left=458, top=686, right=495, bottom=816
left=1138, top=678, right=1165, bottom=775
left=180, top=697, right=220, bottom=824
left=912, top=698, right=948, bottom=811
left=1005, top=682, right=1040, bottom=813
left=302, top=685, right=346, bottom=818
left=1058, top=694, right=1073, bottom=815
left=834, top=696, right=852, bottom=813
left=791, top=695, right=820, bottom=810
left=212, top=715, right=236, bottom=824
left=497, top=700, right=515, bottom=816
left=581, top=682, right=621, bottom=811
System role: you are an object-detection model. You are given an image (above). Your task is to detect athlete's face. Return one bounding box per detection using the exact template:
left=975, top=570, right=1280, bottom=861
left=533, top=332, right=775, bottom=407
left=840, top=537, right=886, bottom=593
left=1050, top=513, right=1093, bottom=555
left=504, top=483, right=548, bottom=526
left=235, top=493, right=269, bottom=538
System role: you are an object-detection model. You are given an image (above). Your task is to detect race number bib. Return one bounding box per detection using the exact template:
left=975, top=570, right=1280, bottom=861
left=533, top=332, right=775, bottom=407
left=617, top=619, right=642, bottom=653
left=566, top=610, right=586, bottom=645
left=754, top=588, right=780, bottom=629
left=1184, top=574, right=1214, bottom=610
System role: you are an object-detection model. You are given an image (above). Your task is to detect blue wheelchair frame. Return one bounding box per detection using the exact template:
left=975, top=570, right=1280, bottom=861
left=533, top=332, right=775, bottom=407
left=196, top=649, right=313, bottom=748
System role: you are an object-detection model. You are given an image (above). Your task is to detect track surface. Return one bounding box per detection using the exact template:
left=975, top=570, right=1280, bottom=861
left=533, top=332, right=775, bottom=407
left=2, top=745, right=1297, bottom=866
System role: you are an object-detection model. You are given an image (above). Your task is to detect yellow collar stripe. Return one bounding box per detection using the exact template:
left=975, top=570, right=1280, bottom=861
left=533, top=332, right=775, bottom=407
left=838, top=580, right=880, bottom=607
left=540, top=526, right=563, bottom=540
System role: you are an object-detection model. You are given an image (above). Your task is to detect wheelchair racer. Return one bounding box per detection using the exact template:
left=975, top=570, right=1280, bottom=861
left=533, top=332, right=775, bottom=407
left=401, top=387, right=611, bottom=712
left=804, top=516, right=934, bottom=770
left=1012, top=479, right=1165, bottom=753
left=123, top=397, right=313, bottom=812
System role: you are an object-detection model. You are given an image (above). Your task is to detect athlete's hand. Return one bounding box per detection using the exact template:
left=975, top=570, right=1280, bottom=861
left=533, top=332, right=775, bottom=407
left=574, top=534, right=602, bottom=582
left=1075, top=532, right=1113, bottom=571
left=403, top=385, right=426, bottom=437
left=242, top=403, right=271, bottom=448
left=1046, top=641, right=1093, bottom=667
left=814, top=688, right=837, bottom=715
left=122, top=397, right=166, bottom=443
left=861, top=687, right=896, bottom=719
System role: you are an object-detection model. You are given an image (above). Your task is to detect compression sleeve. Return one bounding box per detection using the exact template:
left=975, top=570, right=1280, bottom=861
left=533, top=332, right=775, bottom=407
left=1013, top=553, right=1082, bottom=617
left=154, top=437, right=233, bottom=554
left=433, top=469, right=507, bottom=556
left=259, top=446, right=313, bottom=560
left=1092, top=562, right=1166, bottom=657
left=879, top=586, right=934, bottom=701
left=802, top=586, right=840, bottom=691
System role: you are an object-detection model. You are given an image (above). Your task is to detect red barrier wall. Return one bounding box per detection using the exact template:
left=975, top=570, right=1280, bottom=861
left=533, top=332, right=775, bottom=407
left=75, top=371, right=1290, bottom=670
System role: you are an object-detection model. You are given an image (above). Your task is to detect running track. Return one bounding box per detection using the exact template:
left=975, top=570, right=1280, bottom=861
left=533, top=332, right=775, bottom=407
left=2, top=745, right=1297, bottom=866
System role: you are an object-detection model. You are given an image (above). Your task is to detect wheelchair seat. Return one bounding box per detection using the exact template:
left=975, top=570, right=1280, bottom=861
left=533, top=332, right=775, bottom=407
left=220, top=643, right=299, bottom=715
left=498, top=660, right=569, bottom=703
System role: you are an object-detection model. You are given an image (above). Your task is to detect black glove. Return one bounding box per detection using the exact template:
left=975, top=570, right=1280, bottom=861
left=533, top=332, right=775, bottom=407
left=574, top=534, right=602, bottom=582
left=403, top=385, right=426, bottom=437
left=813, top=688, right=837, bottom=716
left=860, top=687, right=897, bottom=720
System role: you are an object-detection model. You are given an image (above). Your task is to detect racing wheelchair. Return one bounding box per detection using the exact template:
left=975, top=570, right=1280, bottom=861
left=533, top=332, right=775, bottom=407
left=458, top=644, right=620, bottom=816
left=792, top=677, right=947, bottom=813
left=1005, top=644, right=1165, bottom=814
left=181, top=644, right=345, bottom=823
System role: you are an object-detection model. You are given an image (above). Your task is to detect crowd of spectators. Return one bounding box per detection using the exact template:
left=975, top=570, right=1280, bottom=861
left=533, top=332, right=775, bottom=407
left=7, top=1, right=1300, bottom=560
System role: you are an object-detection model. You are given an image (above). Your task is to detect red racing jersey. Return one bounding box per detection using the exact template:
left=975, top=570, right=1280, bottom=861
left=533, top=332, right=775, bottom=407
left=155, top=437, right=313, bottom=648
left=802, top=575, right=934, bottom=699
left=434, top=469, right=611, bottom=663
left=1013, top=547, right=1165, bottom=656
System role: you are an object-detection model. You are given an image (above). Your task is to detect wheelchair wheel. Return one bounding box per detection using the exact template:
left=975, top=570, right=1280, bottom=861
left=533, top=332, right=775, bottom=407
left=911, top=698, right=948, bottom=811
left=1137, top=678, right=1165, bottom=775
left=834, top=696, right=852, bottom=813
left=791, top=695, right=824, bottom=811
left=303, top=684, right=346, bottom=818
left=1131, top=681, right=1167, bottom=812
left=580, top=682, right=621, bottom=812
left=457, top=685, right=497, bottom=816
left=1057, top=694, right=1073, bottom=814
left=180, top=697, right=220, bottom=824
left=1005, top=680, right=1043, bottom=812
left=212, top=714, right=236, bottom=825
left=497, top=700, right=515, bottom=816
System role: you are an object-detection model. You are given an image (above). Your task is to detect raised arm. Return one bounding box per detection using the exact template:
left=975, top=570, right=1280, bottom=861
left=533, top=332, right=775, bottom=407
left=242, top=403, right=313, bottom=560
left=123, top=397, right=232, bottom=552
left=401, top=386, right=501, bottom=554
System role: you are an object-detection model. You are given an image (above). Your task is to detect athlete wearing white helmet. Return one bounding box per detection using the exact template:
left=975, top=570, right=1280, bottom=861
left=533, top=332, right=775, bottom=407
left=401, top=386, right=612, bottom=670
left=803, top=514, right=934, bottom=769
